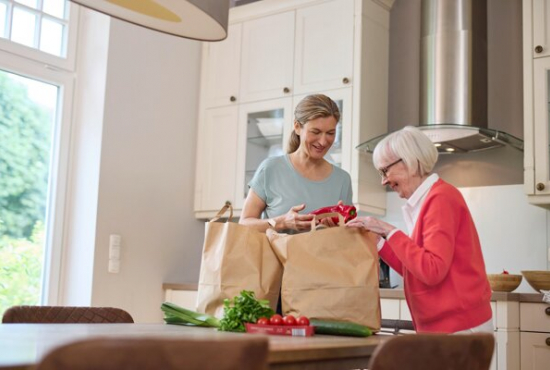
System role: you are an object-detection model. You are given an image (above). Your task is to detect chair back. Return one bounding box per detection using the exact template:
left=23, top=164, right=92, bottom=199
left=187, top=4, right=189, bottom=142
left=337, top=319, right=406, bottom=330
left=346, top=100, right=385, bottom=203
left=368, top=333, right=495, bottom=370
left=2, top=306, right=134, bottom=323
left=35, top=337, right=269, bottom=370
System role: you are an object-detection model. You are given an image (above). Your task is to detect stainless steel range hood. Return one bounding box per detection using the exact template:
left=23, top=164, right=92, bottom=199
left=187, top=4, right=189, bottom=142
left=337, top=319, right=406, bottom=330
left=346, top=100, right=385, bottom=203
left=357, top=0, right=523, bottom=154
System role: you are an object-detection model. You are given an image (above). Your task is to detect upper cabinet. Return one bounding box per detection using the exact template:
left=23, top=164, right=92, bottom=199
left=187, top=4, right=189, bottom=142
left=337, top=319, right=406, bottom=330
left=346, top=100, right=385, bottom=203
left=293, top=0, right=354, bottom=95
left=194, top=0, right=394, bottom=219
left=524, top=0, right=550, bottom=207
left=202, top=23, right=242, bottom=108
left=240, top=11, right=295, bottom=103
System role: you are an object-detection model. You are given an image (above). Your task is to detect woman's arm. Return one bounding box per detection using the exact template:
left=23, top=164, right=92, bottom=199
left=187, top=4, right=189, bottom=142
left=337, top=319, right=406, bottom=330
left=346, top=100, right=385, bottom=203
left=239, top=189, right=314, bottom=232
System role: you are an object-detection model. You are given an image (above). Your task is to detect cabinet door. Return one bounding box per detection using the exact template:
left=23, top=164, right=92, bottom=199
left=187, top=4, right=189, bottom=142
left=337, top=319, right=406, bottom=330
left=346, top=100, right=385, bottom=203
left=203, top=23, right=242, bottom=108
left=294, top=0, right=354, bottom=95
left=240, top=11, right=295, bottom=103
left=293, top=88, right=352, bottom=172
left=533, top=0, right=550, bottom=58
left=532, top=58, right=550, bottom=195
left=234, top=98, right=293, bottom=209
left=520, top=332, right=550, bottom=370
left=194, top=106, right=239, bottom=215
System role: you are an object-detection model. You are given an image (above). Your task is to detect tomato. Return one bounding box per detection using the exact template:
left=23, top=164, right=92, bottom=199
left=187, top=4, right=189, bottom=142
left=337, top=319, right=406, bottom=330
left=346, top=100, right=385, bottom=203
left=297, top=316, right=310, bottom=326
left=502, top=269, right=509, bottom=274
left=282, top=315, right=296, bottom=326
left=256, top=317, right=269, bottom=325
left=269, top=314, right=283, bottom=325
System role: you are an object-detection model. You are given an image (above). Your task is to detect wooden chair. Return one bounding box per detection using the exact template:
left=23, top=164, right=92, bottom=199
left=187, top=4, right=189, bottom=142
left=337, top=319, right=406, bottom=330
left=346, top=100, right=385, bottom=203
left=35, top=337, right=269, bottom=370
left=2, top=305, right=134, bottom=324
left=368, top=333, right=495, bottom=370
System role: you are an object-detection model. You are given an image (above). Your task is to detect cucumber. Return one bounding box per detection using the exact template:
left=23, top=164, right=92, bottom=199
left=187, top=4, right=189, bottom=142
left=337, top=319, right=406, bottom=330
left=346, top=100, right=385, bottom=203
left=310, top=319, right=373, bottom=337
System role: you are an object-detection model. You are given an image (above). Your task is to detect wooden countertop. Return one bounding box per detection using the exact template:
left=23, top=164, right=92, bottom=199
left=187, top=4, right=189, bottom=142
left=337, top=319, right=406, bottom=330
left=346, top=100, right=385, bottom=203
left=163, top=283, right=545, bottom=303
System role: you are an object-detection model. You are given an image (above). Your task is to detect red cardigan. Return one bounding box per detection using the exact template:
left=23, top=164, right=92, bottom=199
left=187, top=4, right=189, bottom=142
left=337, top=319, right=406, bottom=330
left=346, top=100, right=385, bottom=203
left=379, top=179, right=492, bottom=333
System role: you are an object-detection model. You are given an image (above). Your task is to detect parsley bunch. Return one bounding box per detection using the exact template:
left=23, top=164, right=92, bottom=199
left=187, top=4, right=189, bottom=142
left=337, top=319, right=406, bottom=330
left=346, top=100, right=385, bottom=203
left=218, top=290, right=275, bottom=332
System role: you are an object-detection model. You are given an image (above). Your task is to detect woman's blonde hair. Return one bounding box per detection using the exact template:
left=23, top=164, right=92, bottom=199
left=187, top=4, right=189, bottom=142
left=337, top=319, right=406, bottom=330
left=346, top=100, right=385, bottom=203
left=287, top=94, right=340, bottom=153
left=373, top=126, right=438, bottom=177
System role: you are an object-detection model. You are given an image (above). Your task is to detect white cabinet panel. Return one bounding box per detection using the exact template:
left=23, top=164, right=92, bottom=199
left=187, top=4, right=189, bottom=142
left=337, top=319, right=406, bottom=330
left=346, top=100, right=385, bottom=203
left=380, top=298, right=400, bottom=319
left=294, top=0, right=354, bottom=95
left=194, top=106, right=240, bottom=215
left=520, top=332, right=550, bottom=370
left=203, top=23, right=242, bottom=108
left=533, top=0, right=550, bottom=58
left=165, top=289, right=198, bottom=311
left=240, top=11, right=295, bottom=103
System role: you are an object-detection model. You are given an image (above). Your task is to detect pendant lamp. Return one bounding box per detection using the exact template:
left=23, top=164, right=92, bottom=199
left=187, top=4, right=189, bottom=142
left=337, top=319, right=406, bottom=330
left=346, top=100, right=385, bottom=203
left=69, top=0, right=230, bottom=41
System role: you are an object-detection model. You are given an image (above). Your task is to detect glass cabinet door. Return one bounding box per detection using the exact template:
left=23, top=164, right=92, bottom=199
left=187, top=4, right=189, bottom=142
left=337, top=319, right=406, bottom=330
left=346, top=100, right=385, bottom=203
left=234, top=98, right=293, bottom=209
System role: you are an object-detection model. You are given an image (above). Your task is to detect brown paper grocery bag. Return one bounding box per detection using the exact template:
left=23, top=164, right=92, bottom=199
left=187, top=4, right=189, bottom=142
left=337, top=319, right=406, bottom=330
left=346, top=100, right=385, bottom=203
left=196, top=203, right=283, bottom=318
left=267, top=213, right=381, bottom=330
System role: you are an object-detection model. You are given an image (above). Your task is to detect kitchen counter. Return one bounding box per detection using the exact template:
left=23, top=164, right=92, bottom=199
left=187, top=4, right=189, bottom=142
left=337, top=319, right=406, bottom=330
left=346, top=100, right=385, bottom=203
left=162, top=283, right=545, bottom=303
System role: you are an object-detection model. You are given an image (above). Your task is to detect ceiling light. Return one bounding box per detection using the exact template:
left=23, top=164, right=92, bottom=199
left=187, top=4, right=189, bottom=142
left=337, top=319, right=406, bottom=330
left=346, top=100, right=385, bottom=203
left=69, top=0, right=229, bottom=41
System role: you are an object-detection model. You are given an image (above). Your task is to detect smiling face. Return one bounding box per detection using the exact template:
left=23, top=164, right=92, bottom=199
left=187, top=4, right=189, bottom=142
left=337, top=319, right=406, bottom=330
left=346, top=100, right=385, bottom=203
left=295, top=116, right=338, bottom=160
left=378, top=157, right=423, bottom=199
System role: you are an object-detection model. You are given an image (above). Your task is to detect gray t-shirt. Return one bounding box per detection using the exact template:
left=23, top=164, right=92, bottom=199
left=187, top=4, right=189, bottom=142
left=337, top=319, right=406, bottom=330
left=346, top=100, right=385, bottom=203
left=248, top=154, right=353, bottom=219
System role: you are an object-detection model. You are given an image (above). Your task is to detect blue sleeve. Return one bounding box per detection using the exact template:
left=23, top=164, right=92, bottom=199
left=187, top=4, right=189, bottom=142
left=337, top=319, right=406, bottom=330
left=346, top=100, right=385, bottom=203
left=248, top=159, right=268, bottom=201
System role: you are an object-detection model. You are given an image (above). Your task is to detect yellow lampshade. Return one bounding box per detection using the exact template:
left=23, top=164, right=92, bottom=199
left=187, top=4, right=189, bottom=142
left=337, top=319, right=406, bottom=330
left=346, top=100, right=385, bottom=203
left=69, top=0, right=229, bottom=41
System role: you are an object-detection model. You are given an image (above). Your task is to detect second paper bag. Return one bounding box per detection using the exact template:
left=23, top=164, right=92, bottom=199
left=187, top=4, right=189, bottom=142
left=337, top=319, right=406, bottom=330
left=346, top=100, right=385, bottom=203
left=268, top=216, right=381, bottom=330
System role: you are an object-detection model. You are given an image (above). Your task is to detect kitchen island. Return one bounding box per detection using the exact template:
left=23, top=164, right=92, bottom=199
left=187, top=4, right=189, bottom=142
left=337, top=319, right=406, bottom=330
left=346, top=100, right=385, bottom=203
left=0, top=323, right=390, bottom=370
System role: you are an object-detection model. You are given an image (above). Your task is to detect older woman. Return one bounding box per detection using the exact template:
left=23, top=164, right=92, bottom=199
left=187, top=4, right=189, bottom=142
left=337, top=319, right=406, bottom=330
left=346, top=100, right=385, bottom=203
left=240, top=94, right=352, bottom=233
left=347, top=126, right=492, bottom=334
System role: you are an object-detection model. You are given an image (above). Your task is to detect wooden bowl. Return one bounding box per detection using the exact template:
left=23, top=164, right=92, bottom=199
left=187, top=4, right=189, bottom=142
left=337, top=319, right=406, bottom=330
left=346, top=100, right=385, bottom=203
left=521, top=270, right=550, bottom=292
left=487, top=274, right=522, bottom=292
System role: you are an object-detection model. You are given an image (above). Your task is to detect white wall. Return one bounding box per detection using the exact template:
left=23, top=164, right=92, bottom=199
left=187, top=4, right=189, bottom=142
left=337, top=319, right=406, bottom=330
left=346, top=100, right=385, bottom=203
left=62, top=13, right=206, bottom=323
left=380, top=184, right=550, bottom=293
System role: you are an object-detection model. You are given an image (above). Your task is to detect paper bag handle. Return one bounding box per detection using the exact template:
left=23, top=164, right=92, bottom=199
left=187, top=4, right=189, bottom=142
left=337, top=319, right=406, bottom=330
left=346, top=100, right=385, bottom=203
left=309, top=212, right=345, bottom=231
left=210, top=201, right=233, bottom=222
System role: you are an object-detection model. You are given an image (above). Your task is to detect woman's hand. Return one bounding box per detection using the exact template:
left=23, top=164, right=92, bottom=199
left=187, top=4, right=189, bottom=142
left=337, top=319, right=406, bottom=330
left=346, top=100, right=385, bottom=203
left=317, top=200, right=344, bottom=227
left=346, top=216, right=396, bottom=238
left=282, top=204, right=314, bottom=231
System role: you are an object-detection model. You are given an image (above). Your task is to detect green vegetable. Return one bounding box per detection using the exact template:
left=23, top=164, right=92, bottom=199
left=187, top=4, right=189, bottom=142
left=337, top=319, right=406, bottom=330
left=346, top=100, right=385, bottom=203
left=218, top=290, right=274, bottom=332
left=161, top=302, right=220, bottom=327
left=310, top=319, right=373, bottom=337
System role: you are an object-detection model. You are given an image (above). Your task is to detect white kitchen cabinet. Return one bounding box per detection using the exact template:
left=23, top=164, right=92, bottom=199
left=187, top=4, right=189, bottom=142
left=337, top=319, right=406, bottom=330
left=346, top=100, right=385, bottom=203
left=239, top=11, right=295, bottom=103
left=523, top=0, right=550, bottom=207
left=202, top=23, right=242, bottom=108
left=195, top=0, right=392, bottom=218
left=293, top=0, right=354, bottom=95
left=234, top=98, right=293, bottom=209
left=194, top=106, right=240, bottom=218
left=532, top=0, right=550, bottom=59
left=520, top=302, right=550, bottom=370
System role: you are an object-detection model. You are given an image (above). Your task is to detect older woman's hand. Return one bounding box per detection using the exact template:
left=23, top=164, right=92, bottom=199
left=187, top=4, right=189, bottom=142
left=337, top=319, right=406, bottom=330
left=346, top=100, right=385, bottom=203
left=346, top=216, right=396, bottom=238
left=282, top=204, right=314, bottom=231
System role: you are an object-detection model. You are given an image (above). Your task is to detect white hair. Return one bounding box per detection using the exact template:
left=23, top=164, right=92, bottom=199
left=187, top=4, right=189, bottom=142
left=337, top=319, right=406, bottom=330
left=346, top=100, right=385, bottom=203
left=373, top=126, right=438, bottom=177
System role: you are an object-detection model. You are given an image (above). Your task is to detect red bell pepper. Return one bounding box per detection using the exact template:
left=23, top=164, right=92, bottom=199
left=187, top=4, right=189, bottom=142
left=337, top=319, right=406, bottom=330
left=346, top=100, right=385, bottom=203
left=309, top=204, right=357, bottom=224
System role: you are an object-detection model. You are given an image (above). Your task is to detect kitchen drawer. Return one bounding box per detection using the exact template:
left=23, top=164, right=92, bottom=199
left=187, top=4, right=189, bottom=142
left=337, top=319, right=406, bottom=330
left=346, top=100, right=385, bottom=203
left=165, top=289, right=198, bottom=311
left=520, top=302, right=550, bottom=332
left=380, top=299, right=400, bottom=320
left=520, top=332, right=550, bottom=370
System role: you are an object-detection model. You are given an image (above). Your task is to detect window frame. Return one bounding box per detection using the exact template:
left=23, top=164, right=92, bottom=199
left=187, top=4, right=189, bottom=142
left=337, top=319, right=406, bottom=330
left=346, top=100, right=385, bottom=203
left=0, top=1, right=79, bottom=71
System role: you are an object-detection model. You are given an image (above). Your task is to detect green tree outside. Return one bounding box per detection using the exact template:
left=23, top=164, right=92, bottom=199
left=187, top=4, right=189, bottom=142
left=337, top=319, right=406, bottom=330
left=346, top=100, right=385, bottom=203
left=0, top=70, right=53, bottom=317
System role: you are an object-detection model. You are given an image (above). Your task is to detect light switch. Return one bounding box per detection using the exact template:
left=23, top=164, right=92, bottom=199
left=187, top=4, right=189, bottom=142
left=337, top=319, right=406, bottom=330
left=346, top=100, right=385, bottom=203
left=109, top=234, right=121, bottom=274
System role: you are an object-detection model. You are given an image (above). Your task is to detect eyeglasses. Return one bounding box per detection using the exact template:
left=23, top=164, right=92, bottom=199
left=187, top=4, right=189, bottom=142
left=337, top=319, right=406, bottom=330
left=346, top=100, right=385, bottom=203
left=378, top=158, right=403, bottom=179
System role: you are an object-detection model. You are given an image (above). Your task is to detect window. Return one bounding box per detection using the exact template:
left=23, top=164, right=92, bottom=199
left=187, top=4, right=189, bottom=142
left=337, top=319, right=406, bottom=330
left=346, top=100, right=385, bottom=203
left=0, top=0, right=76, bottom=316
left=0, top=0, right=78, bottom=70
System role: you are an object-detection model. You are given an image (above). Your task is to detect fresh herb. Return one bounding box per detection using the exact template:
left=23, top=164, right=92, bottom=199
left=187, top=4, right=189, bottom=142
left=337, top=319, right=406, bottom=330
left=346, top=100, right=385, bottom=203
left=161, top=302, right=220, bottom=327
left=218, top=290, right=275, bottom=332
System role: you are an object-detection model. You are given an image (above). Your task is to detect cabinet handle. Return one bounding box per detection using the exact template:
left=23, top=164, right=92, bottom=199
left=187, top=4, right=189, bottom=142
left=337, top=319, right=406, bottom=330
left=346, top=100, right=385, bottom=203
left=230, top=96, right=237, bottom=102
left=342, top=77, right=350, bottom=84
left=283, top=87, right=290, bottom=94
left=536, top=182, right=545, bottom=191
left=546, top=307, right=550, bottom=316
left=546, top=337, right=550, bottom=347
left=535, top=45, right=544, bottom=53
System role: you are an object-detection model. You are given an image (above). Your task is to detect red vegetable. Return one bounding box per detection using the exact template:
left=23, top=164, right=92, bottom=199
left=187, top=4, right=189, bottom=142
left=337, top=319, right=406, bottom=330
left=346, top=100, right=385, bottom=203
left=297, top=316, right=310, bottom=326
left=269, top=314, right=283, bottom=325
left=282, top=315, right=296, bottom=326
left=256, top=317, right=269, bottom=325
left=502, top=269, right=509, bottom=274
left=310, top=204, right=357, bottom=224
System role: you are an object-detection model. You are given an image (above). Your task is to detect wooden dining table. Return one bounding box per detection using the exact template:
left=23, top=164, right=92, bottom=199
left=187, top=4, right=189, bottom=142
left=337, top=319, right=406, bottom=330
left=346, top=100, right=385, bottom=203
left=0, top=323, right=390, bottom=369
